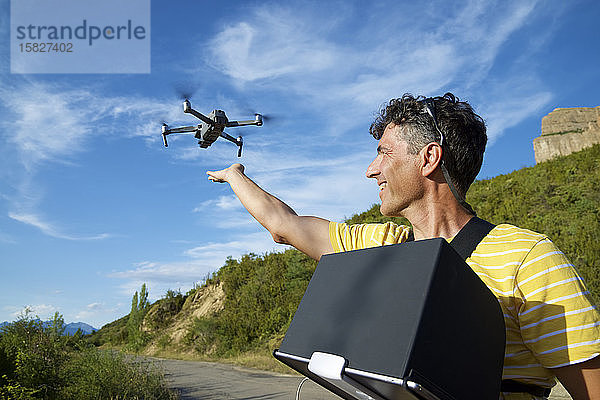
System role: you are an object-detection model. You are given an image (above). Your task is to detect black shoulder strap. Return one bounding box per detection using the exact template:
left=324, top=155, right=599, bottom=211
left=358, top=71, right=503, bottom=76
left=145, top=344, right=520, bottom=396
left=405, top=217, right=495, bottom=261
left=450, top=217, right=495, bottom=260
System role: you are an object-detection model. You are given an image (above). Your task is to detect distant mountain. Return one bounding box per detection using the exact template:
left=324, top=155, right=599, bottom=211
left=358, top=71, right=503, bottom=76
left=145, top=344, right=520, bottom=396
left=0, top=320, right=97, bottom=335
left=64, top=322, right=97, bottom=335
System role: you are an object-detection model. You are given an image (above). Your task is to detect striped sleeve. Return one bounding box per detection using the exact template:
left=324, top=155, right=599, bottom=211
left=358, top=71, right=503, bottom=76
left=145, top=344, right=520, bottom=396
left=515, top=237, right=600, bottom=368
left=329, top=221, right=410, bottom=253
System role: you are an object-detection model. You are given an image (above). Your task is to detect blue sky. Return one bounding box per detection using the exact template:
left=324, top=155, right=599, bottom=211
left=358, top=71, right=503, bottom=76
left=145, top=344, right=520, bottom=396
left=1, top=0, right=599, bottom=329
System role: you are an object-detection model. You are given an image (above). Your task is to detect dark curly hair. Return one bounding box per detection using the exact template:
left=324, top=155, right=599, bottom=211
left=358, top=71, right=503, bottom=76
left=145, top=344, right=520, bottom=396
left=369, top=93, right=487, bottom=197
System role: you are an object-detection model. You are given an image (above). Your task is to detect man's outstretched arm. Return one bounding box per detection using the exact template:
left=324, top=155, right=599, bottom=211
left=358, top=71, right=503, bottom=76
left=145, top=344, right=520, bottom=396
left=207, top=164, right=333, bottom=260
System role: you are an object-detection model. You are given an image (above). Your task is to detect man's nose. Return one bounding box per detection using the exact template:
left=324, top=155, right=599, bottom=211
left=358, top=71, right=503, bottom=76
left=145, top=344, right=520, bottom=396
left=366, top=157, right=379, bottom=179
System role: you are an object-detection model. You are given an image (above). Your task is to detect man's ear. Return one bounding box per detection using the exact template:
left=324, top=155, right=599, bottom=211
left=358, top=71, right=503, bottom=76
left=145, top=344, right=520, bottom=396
left=420, top=142, right=443, bottom=177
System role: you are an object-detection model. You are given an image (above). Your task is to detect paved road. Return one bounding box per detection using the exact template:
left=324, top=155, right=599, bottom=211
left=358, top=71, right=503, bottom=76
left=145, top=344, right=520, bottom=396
left=158, top=358, right=339, bottom=400
left=156, top=358, right=572, bottom=400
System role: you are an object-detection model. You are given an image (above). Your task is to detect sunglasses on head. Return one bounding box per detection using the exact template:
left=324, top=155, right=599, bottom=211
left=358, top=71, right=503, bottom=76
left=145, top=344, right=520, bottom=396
left=420, top=97, right=475, bottom=216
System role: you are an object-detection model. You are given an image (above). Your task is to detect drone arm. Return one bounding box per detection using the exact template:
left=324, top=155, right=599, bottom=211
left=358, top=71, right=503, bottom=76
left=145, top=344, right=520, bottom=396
left=226, top=120, right=260, bottom=127
left=184, top=108, right=214, bottom=125
left=220, top=131, right=238, bottom=143
left=162, top=125, right=198, bottom=147
left=220, top=132, right=243, bottom=157
left=163, top=125, right=197, bottom=134
left=227, top=114, right=263, bottom=127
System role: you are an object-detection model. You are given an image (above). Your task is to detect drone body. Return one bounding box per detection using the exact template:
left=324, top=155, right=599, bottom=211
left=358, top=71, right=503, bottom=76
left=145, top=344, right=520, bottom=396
left=161, top=99, right=263, bottom=157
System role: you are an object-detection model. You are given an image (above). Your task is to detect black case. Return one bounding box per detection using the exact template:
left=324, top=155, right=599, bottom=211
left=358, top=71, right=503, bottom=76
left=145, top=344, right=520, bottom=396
left=275, top=238, right=505, bottom=400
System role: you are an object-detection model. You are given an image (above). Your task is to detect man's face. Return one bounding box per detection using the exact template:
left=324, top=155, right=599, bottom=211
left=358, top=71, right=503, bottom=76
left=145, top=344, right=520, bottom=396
left=366, top=123, right=423, bottom=217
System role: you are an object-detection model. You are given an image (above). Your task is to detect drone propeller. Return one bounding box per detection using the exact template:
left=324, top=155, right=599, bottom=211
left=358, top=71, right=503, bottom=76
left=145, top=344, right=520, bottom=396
left=177, top=91, right=194, bottom=101
left=258, top=113, right=275, bottom=122
left=244, top=109, right=276, bottom=123
left=231, top=127, right=259, bottom=138
left=173, top=81, right=200, bottom=101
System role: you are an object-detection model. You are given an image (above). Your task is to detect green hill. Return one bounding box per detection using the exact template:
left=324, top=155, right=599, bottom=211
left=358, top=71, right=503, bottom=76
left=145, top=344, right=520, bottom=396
left=90, top=144, right=600, bottom=369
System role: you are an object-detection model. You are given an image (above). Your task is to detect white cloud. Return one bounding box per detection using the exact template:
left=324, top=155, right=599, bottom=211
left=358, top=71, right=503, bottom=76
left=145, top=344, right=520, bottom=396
left=8, top=304, right=58, bottom=320
left=5, top=84, right=91, bottom=170
left=109, top=231, right=282, bottom=298
left=111, top=260, right=202, bottom=283
left=74, top=302, right=117, bottom=325
left=86, top=302, right=103, bottom=310
left=208, top=8, right=340, bottom=82
left=8, top=212, right=111, bottom=241
left=183, top=231, right=278, bottom=259
left=482, top=91, right=553, bottom=144
left=206, top=1, right=547, bottom=141
left=0, top=81, right=186, bottom=240
left=0, top=82, right=182, bottom=171
left=193, top=195, right=243, bottom=213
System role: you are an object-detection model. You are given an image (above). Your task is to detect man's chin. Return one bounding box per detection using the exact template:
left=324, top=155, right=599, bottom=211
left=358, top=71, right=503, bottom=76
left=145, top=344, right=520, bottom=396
left=379, top=204, right=394, bottom=217
left=379, top=203, right=404, bottom=218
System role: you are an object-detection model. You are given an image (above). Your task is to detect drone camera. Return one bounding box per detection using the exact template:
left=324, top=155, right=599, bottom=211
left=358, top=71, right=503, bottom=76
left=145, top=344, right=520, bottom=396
left=212, top=110, right=228, bottom=126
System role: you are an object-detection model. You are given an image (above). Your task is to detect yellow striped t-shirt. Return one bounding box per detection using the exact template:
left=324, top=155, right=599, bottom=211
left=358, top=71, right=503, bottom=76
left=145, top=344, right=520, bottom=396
left=329, top=221, right=600, bottom=399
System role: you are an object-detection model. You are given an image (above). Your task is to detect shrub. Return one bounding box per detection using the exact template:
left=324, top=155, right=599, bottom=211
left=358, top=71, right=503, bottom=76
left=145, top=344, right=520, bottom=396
left=145, top=290, right=186, bottom=331
left=59, top=349, right=177, bottom=400
left=0, top=312, right=69, bottom=399
left=0, top=313, right=178, bottom=399
left=87, top=315, right=129, bottom=347
left=185, top=249, right=316, bottom=356
left=184, top=317, right=219, bottom=354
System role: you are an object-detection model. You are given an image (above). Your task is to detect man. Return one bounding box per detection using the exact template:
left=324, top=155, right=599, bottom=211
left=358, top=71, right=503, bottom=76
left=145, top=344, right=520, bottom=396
left=207, top=93, right=600, bottom=399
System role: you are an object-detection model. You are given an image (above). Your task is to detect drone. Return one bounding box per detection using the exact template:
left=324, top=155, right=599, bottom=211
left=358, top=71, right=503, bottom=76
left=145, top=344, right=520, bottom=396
left=161, top=99, right=263, bottom=157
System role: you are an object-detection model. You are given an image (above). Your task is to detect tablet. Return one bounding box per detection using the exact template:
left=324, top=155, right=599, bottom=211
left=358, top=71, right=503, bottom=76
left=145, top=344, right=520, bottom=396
left=274, top=238, right=504, bottom=400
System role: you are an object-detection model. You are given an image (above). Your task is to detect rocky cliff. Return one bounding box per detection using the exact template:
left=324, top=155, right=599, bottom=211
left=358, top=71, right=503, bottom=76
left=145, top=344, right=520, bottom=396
left=141, top=283, right=224, bottom=356
left=533, top=106, right=600, bottom=163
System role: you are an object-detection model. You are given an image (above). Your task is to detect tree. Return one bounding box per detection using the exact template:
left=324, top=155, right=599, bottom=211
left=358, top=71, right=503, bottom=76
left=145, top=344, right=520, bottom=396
left=126, top=283, right=150, bottom=351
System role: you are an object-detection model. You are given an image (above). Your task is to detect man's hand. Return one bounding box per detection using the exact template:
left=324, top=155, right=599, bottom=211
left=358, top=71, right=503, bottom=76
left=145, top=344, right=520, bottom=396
left=207, top=163, right=245, bottom=183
